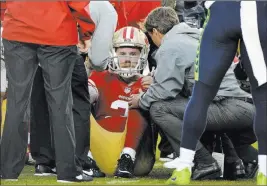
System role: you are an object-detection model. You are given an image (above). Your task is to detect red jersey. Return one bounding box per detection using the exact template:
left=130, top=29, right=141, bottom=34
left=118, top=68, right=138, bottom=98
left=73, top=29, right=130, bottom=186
left=89, top=71, right=143, bottom=120
left=0, top=1, right=6, bottom=21
left=2, top=2, right=95, bottom=45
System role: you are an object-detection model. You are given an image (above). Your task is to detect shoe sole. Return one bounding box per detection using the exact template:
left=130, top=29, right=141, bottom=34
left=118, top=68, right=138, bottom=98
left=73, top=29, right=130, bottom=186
left=114, top=171, right=133, bottom=179
left=34, top=173, right=57, bottom=176
left=57, top=178, right=93, bottom=183
left=193, top=170, right=222, bottom=180
left=57, top=180, right=74, bottom=183
left=246, top=165, right=259, bottom=179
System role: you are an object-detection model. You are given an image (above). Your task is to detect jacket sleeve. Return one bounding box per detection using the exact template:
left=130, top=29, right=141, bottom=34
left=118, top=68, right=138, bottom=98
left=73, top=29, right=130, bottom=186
left=138, top=46, right=187, bottom=110
left=88, top=1, right=118, bottom=71
left=67, top=1, right=96, bottom=40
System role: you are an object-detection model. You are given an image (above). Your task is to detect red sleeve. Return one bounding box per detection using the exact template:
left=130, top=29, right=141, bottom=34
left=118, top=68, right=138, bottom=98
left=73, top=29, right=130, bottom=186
left=0, top=1, right=6, bottom=21
left=67, top=1, right=95, bottom=40
left=89, top=71, right=110, bottom=90
left=89, top=71, right=103, bottom=88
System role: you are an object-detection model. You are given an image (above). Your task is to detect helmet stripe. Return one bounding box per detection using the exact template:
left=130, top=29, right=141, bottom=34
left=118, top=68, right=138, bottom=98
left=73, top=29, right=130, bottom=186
left=123, top=27, right=127, bottom=39
left=130, top=27, right=134, bottom=39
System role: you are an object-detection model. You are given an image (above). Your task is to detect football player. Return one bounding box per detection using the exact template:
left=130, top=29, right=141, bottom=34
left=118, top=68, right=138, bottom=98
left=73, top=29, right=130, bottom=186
left=88, top=26, right=155, bottom=178
left=166, top=1, right=267, bottom=185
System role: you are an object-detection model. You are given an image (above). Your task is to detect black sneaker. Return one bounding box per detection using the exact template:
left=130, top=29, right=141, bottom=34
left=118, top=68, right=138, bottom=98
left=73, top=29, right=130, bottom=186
left=34, top=165, right=57, bottom=176
left=57, top=173, right=93, bottom=183
left=224, top=159, right=246, bottom=180
left=83, top=157, right=105, bottom=177
left=114, top=154, right=134, bottom=178
left=244, top=160, right=258, bottom=179
left=192, top=161, right=222, bottom=180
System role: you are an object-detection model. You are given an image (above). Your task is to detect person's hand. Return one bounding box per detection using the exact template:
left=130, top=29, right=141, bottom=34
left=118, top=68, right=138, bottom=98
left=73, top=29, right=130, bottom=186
left=77, top=39, right=91, bottom=54
left=129, top=94, right=141, bottom=109
left=137, top=21, right=145, bottom=31
left=141, top=76, right=153, bottom=91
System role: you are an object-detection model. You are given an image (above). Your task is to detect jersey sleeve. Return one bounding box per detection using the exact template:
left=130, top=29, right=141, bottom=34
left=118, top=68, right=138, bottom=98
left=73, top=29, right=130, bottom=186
left=67, top=1, right=95, bottom=40
left=89, top=71, right=107, bottom=89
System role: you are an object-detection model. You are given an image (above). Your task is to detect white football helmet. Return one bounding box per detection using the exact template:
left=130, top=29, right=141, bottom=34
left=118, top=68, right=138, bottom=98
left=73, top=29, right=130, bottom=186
left=108, top=26, right=150, bottom=78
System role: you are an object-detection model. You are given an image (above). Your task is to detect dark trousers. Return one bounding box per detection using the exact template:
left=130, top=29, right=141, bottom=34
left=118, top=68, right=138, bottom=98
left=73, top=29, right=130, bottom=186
left=182, top=1, right=267, bottom=154
left=150, top=96, right=257, bottom=157
left=133, top=124, right=156, bottom=176
left=0, top=39, right=81, bottom=180
left=30, top=56, right=90, bottom=168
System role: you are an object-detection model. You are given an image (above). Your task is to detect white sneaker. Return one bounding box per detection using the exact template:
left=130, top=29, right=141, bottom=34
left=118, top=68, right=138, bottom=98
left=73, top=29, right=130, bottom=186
left=163, top=157, right=181, bottom=169
left=57, top=173, right=93, bottom=183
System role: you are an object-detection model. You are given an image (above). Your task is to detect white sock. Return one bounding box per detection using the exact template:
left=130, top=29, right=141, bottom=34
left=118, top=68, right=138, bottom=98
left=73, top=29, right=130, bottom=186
left=176, top=148, right=195, bottom=171
left=28, top=132, right=30, bottom=144
left=88, top=151, right=94, bottom=160
left=121, top=147, right=136, bottom=161
left=258, top=155, right=267, bottom=176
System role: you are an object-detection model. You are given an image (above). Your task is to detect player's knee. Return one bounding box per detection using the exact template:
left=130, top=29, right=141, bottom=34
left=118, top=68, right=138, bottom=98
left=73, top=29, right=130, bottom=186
left=133, top=155, right=155, bottom=176
left=128, top=109, right=148, bottom=128
left=150, top=101, right=167, bottom=122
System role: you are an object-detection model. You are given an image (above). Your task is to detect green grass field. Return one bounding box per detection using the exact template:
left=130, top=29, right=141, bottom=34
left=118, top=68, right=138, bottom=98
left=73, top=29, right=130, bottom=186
left=1, top=142, right=258, bottom=185
left=1, top=162, right=256, bottom=185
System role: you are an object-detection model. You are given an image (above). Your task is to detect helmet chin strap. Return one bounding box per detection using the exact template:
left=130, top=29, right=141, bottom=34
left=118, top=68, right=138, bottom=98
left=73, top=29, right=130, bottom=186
left=118, top=75, right=140, bottom=84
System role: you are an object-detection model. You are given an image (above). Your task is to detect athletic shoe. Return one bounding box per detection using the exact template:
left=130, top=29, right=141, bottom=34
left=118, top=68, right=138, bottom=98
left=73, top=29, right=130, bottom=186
left=34, top=165, right=56, bottom=176
left=257, top=172, right=267, bottom=185
left=83, top=156, right=105, bottom=177
left=114, top=154, right=134, bottom=178
left=166, top=168, right=191, bottom=185
left=57, top=173, right=93, bottom=183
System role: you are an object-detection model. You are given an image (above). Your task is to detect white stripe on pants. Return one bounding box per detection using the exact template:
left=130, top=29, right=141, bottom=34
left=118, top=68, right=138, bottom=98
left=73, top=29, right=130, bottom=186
left=240, top=1, right=267, bottom=86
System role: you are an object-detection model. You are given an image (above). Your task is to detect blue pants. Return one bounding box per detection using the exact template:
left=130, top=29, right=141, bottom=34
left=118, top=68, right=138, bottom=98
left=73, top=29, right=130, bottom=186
left=195, top=1, right=267, bottom=88
left=181, top=1, right=267, bottom=155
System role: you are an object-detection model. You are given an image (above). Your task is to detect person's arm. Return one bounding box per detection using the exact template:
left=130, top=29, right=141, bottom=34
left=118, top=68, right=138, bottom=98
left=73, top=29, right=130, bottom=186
left=67, top=2, right=96, bottom=41
left=138, top=46, right=188, bottom=110
left=88, top=1, right=118, bottom=71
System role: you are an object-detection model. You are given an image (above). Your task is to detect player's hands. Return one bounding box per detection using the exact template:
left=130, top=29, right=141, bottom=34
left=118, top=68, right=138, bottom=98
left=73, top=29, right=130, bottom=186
left=77, top=39, right=91, bottom=54
left=141, top=76, right=153, bottom=91
left=128, top=94, right=141, bottom=109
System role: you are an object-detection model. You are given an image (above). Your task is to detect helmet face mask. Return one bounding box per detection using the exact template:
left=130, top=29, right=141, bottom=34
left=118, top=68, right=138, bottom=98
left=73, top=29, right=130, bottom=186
left=108, top=27, right=150, bottom=78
